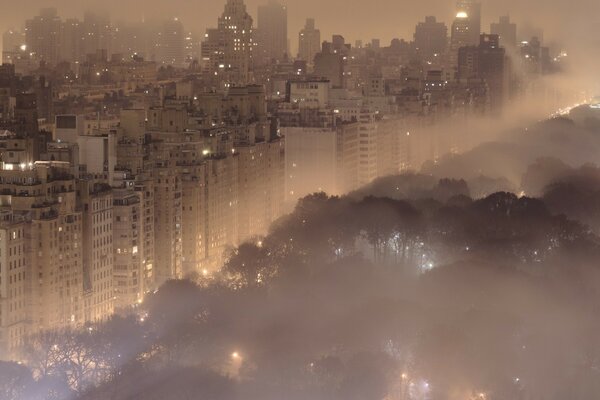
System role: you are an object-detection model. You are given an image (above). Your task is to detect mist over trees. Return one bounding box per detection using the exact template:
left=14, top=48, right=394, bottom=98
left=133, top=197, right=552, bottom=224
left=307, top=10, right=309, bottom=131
left=4, top=113, right=600, bottom=399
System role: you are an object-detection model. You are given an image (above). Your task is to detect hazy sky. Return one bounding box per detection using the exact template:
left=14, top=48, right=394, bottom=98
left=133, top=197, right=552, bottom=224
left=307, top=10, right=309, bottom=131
left=2, top=0, right=599, bottom=53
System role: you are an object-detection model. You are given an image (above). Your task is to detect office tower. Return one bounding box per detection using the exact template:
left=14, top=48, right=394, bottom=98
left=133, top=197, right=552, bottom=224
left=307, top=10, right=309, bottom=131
left=257, top=1, right=288, bottom=64
left=458, top=34, right=507, bottom=112
left=201, top=0, right=256, bottom=86
left=414, top=16, right=447, bottom=60
left=491, top=16, right=517, bottom=50
left=159, top=18, right=185, bottom=67
left=184, top=31, right=202, bottom=65
left=298, top=18, right=320, bottom=64
left=25, top=8, right=62, bottom=65
left=456, top=0, right=481, bottom=46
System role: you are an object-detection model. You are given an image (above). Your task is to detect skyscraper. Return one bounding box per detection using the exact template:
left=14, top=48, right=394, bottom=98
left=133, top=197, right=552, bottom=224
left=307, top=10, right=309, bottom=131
left=298, top=18, right=320, bottom=64
left=456, top=0, right=481, bottom=46
left=414, top=16, right=447, bottom=60
left=81, top=11, right=112, bottom=57
left=491, top=16, right=517, bottom=50
left=159, top=18, right=185, bottom=67
left=60, top=18, right=84, bottom=63
left=201, top=0, right=256, bottom=86
left=458, top=34, right=507, bottom=112
left=257, top=1, right=288, bottom=64
left=25, top=8, right=62, bottom=65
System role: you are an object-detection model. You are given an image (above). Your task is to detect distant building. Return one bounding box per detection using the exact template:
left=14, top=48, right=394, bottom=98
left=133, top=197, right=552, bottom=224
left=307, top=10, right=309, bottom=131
left=25, top=8, right=62, bottom=65
left=456, top=0, right=481, bottom=46
left=491, top=16, right=517, bottom=50
left=81, top=11, right=112, bottom=58
left=458, top=34, right=507, bottom=112
left=314, top=38, right=349, bottom=89
left=298, top=18, right=320, bottom=64
left=414, top=16, right=447, bottom=60
left=201, top=0, right=256, bottom=86
left=158, top=18, right=185, bottom=68
left=257, top=1, right=288, bottom=64
left=287, top=78, right=330, bottom=108
left=2, top=29, right=26, bottom=64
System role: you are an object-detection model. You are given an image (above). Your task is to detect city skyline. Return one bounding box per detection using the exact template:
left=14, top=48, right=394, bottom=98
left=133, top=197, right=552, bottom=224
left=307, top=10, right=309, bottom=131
left=1, top=0, right=599, bottom=56
left=1, top=0, right=600, bottom=398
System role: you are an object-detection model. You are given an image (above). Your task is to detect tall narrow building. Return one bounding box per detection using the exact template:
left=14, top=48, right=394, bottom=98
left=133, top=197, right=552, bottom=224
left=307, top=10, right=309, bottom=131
left=491, top=16, right=517, bottom=50
left=158, top=18, right=185, bottom=68
left=256, top=1, right=288, bottom=64
left=0, top=213, right=30, bottom=360
left=81, top=11, right=112, bottom=57
left=79, top=180, right=114, bottom=323
left=456, top=0, right=481, bottom=46
left=201, top=0, right=256, bottom=86
left=458, top=34, right=507, bottom=113
left=414, top=16, right=447, bottom=61
left=25, top=8, right=62, bottom=65
left=298, top=18, right=320, bottom=65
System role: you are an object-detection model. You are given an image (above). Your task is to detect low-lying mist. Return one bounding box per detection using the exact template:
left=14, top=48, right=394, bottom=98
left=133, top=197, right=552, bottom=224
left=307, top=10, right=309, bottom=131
left=3, top=106, right=599, bottom=400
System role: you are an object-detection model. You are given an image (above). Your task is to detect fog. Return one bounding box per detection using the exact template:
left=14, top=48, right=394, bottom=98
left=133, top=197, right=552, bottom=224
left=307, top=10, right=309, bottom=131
left=3, top=104, right=600, bottom=399
left=2, top=0, right=600, bottom=54
left=2, top=1, right=600, bottom=399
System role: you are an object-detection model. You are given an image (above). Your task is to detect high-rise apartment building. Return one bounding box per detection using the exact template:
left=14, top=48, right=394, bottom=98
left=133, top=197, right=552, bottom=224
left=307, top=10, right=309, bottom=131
left=0, top=159, right=84, bottom=332
left=79, top=180, right=114, bottom=323
left=0, top=213, right=30, bottom=360
left=112, top=188, right=145, bottom=309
